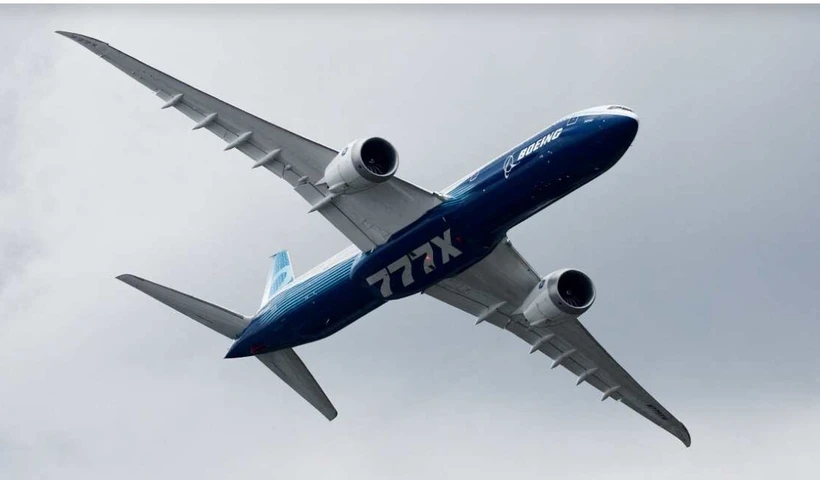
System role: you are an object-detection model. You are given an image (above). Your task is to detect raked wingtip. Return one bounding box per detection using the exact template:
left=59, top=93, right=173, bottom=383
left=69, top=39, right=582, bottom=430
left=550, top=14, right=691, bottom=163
left=55, top=31, right=110, bottom=49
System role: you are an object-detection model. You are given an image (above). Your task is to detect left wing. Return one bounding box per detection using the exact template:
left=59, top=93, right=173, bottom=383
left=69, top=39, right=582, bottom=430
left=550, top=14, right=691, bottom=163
left=424, top=239, right=691, bottom=447
left=57, top=31, right=440, bottom=251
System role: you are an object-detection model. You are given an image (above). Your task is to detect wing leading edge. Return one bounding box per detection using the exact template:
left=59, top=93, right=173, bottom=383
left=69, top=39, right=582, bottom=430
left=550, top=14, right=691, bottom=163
left=424, top=239, right=691, bottom=447
left=57, top=31, right=440, bottom=251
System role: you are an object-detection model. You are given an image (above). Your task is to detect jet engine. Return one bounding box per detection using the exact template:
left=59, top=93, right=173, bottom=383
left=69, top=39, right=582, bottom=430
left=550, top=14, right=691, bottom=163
left=322, top=137, right=399, bottom=194
left=522, top=269, right=596, bottom=326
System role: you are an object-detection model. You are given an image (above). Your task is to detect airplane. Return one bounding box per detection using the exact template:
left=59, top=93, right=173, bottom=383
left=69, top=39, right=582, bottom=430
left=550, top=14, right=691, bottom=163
left=58, top=31, right=690, bottom=447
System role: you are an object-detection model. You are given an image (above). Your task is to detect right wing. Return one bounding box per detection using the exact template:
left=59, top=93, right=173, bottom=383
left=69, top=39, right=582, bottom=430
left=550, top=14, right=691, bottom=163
left=57, top=31, right=440, bottom=251
left=424, top=239, right=691, bottom=447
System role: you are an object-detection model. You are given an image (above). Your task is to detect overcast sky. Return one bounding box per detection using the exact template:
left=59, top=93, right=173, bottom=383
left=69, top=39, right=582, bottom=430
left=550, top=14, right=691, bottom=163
left=1, top=4, right=819, bottom=479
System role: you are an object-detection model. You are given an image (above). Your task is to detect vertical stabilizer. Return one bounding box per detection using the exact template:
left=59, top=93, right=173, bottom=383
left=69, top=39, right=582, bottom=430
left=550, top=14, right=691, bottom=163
left=261, top=251, right=295, bottom=308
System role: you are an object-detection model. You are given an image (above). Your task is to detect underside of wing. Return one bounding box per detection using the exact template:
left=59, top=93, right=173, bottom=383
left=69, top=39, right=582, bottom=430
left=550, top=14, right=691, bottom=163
left=58, top=31, right=440, bottom=251
left=424, top=239, right=691, bottom=447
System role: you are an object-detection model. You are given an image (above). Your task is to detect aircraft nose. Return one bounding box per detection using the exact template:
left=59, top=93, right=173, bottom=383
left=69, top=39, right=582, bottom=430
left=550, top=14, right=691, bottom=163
left=601, top=111, right=639, bottom=152
left=586, top=110, right=639, bottom=170
left=610, top=112, right=639, bottom=139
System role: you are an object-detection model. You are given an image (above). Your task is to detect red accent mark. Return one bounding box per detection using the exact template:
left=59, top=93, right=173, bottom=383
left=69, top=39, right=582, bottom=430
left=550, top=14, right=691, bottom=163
left=250, top=344, right=266, bottom=355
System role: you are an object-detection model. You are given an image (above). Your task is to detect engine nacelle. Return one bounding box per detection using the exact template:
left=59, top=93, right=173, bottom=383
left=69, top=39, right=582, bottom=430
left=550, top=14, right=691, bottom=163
left=322, top=137, right=399, bottom=194
left=522, top=269, right=596, bottom=326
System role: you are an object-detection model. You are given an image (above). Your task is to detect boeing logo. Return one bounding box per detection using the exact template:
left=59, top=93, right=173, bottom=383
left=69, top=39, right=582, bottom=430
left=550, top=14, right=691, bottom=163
left=503, top=155, right=519, bottom=178
left=504, top=127, right=564, bottom=179
left=517, top=127, right=563, bottom=161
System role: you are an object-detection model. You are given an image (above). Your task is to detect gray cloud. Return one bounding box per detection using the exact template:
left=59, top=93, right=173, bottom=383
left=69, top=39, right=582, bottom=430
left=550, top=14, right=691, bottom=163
left=0, top=7, right=56, bottom=300
left=1, top=4, right=819, bottom=479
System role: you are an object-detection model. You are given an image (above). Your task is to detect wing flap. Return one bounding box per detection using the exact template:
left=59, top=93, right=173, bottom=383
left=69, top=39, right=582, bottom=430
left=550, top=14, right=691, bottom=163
left=256, top=349, right=338, bottom=421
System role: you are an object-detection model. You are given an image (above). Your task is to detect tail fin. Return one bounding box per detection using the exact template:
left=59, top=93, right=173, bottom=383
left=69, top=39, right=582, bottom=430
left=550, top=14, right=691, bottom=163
left=117, top=274, right=248, bottom=338
left=261, top=251, right=295, bottom=308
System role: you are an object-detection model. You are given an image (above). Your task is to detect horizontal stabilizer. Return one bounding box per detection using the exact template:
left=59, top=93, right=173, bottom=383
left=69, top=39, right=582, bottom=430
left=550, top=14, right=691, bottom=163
left=256, top=349, right=338, bottom=420
left=117, top=274, right=248, bottom=339
left=119, top=275, right=336, bottom=419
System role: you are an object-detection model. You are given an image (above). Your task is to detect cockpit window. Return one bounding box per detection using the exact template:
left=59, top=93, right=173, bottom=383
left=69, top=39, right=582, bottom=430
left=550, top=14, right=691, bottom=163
left=607, top=105, right=634, bottom=112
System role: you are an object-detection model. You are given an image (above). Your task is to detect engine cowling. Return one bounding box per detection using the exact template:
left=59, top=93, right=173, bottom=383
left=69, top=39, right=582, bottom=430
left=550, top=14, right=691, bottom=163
left=522, top=269, right=596, bottom=326
left=322, top=137, right=399, bottom=194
